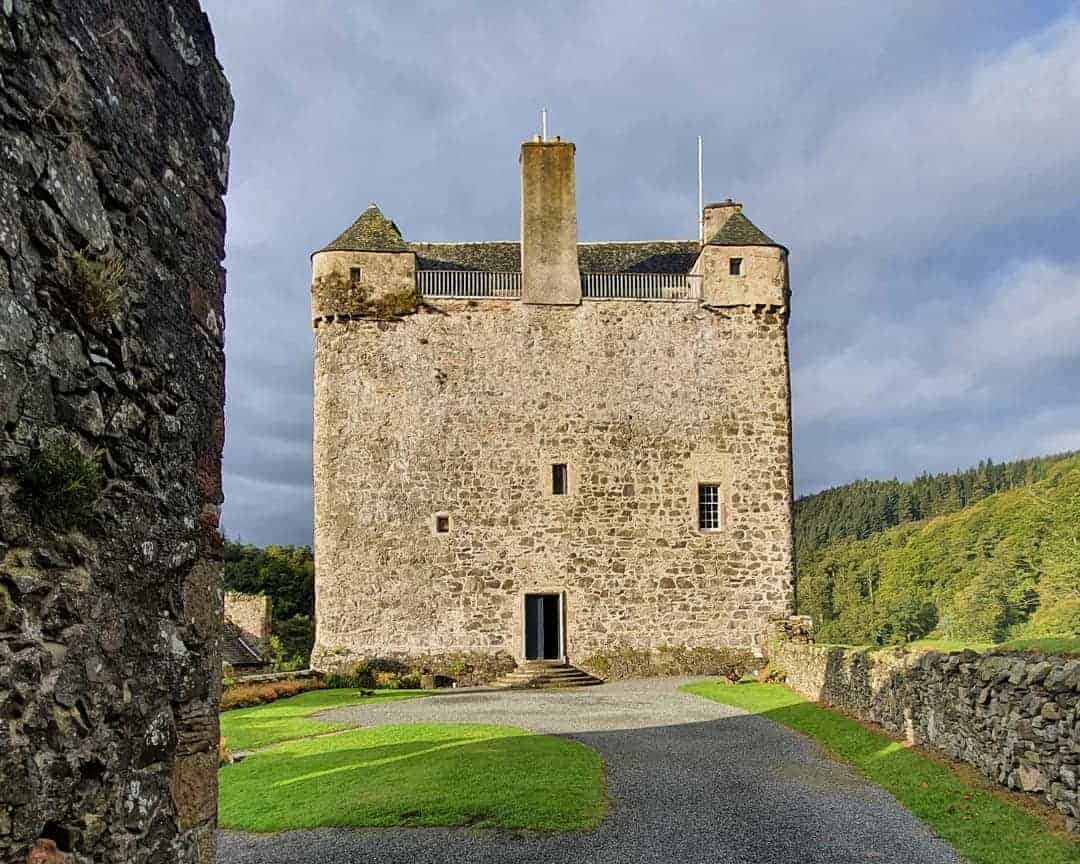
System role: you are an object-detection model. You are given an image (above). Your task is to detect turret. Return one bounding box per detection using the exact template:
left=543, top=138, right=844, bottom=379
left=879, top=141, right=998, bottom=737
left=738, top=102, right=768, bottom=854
left=310, top=203, right=417, bottom=321
left=693, top=200, right=788, bottom=307
left=520, top=136, right=581, bottom=305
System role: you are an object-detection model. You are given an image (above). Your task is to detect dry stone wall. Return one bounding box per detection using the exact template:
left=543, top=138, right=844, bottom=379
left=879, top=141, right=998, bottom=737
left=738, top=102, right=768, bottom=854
left=771, top=638, right=1080, bottom=831
left=312, top=299, right=794, bottom=669
left=0, top=2, right=230, bottom=862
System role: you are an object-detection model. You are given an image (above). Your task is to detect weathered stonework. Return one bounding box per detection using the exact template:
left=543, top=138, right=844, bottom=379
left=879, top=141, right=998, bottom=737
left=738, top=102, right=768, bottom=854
left=0, top=2, right=231, bottom=862
left=772, top=635, right=1080, bottom=832
left=312, top=301, right=794, bottom=668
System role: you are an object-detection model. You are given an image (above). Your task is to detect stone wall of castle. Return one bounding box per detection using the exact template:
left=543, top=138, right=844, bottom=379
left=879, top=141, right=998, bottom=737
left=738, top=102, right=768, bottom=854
left=312, top=298, right=794, bottom=669
left=0, top=2, right=230, bottom=861
left=224, top=593, right=271, bottom=653
left=771, top=638, right=1080, bottom=832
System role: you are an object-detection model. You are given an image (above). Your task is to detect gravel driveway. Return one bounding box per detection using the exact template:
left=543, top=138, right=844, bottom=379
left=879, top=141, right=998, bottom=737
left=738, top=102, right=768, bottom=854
left=218, top=678, right=962, bottom=864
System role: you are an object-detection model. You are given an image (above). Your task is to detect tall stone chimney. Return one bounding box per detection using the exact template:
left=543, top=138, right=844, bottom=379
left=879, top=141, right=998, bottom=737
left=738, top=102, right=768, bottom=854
left=520, top=136, right=581, bottom=304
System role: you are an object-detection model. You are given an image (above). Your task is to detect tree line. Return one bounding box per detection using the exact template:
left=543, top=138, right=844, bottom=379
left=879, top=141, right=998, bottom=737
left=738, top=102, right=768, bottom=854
left=795, top=452, right=1076, bottom=562
left=224, top=541, right=315, bottom=669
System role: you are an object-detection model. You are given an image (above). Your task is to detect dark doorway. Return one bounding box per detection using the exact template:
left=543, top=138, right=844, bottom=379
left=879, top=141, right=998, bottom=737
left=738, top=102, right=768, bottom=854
left=524, top=594, right=561, bottom=660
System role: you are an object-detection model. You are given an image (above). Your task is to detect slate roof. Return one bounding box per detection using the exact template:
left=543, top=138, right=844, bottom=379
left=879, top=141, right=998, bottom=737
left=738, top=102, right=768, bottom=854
left=317, top=203, right=409, bottom=253
left=706, top=211, right=783, bottom=249
left=410, top=241, right=700, bottom=274
left=222, top=619, right=267, bottom=669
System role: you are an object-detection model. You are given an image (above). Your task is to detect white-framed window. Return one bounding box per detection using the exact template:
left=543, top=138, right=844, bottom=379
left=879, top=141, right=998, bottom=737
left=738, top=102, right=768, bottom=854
left=698, top=484, right=723, bottom=531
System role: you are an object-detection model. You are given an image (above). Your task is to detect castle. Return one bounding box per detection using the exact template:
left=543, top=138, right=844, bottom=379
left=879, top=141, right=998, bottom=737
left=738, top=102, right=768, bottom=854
left=309, top=133, right=794, bottom=674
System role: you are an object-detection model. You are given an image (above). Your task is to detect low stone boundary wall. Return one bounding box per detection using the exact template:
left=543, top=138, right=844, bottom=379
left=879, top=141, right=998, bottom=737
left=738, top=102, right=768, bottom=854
left=770, top=636, right=1079, bottom=831
left=229, top=669, right=321, bottom=684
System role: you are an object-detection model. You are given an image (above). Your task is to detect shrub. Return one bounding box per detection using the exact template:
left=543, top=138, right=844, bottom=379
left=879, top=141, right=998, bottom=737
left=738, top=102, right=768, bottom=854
left=756, top=664, right=787, bottom=684
left=580, top=644, right=760, bottom=681
left=323, top=661, right=375, bottom=690
left=219, top=737, right=233, bottom=766
left=70, top=250, right=126, bottom=323
left=15, top=439, right=104, bottom=532
left=220, top=677, right=324, bottom=711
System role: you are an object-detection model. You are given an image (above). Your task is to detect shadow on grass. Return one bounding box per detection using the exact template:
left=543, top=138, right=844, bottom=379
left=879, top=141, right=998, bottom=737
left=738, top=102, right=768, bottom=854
left=219, top=725, right=606, bottom=834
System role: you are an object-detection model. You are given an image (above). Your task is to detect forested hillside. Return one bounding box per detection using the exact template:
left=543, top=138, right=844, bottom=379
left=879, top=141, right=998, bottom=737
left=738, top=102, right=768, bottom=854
left=795, top=451, right=1076, bottom=561
left=796, top=453, right=1080, bottom=646
left=224, top=542, right=315, bottom=668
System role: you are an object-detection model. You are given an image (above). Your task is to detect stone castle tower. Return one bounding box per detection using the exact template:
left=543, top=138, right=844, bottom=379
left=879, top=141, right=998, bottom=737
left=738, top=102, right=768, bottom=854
left=309, top=133, right=794, bottom=673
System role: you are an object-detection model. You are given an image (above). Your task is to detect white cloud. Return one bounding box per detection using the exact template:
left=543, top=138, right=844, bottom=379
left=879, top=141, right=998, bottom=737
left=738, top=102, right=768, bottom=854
left=795, top=257, right=1080, bottom=424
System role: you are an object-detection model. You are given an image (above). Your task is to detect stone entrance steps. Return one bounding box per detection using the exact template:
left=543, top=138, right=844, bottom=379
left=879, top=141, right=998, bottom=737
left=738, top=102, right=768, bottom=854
left=490, top=660, right=604, bottom=690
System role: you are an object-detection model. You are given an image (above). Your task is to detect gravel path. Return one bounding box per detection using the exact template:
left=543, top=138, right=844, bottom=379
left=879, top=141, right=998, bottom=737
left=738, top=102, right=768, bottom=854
left=218, top=678, right=962, bottom=864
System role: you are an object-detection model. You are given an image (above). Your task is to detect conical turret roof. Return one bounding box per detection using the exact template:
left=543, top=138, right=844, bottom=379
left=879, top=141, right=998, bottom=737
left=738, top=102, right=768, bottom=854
left=317, top=203, right=409, bottom=254
left=706, top=211, right=782, bottom=249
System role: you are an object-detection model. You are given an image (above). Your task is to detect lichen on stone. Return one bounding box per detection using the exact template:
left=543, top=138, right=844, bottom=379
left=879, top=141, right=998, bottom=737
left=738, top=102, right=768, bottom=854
left=313, top=271, right=416, bottom=319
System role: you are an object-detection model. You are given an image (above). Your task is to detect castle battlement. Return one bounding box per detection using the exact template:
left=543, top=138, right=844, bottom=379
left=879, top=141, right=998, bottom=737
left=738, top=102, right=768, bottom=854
left=311, top=136, right=788, bottom=326
left=309, top=135, right=795, bottom=673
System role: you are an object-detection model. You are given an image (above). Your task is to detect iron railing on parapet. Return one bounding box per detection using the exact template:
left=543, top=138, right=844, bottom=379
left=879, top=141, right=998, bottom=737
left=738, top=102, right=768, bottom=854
left=418, top=270, right=521, bottom=299
left=417, top=269, right=702, bottom=302
left=580, top=272, right=701, bottom=301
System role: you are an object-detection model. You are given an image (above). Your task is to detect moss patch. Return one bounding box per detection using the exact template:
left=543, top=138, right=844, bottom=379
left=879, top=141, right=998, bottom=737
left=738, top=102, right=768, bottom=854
left=15, top=439, right=103, bottom=532
left=70, top=251, right=126, bottom=323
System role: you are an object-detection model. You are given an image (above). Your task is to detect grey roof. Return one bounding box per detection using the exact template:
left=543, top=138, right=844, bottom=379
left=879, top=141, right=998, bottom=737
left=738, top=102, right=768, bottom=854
left=410, top=241, right=700, bottom=274
left=706, top=211, right=783, bottom=249
left=223, top=620, right=267, bottom=668
left=317, top=203, right=409, bottom=253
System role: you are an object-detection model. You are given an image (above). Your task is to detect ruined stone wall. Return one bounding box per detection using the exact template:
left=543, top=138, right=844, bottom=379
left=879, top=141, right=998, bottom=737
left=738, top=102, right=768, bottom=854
left=772, top=640, right=1080, bottom=831
left=224, top=593, right=270, bottom=650
left=312, top=299, right=794, bottom=669
left=0, top=2, right=230, bottom=862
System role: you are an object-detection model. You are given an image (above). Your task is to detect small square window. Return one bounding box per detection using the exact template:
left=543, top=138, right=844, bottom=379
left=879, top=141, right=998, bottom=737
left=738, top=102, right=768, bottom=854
left=350, top=266, right=363, bottom=284
left=434, top=514, right=450, bottom=534
left=729, top=257, right=743, bottom=276
left=552, top=464, right=568, bottom=496
left=698, top=484, right=722, bottom=531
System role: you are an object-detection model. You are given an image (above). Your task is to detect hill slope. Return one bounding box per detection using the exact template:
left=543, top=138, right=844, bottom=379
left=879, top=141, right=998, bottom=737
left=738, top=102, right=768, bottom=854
left=796, top=454, right=1080, bottom=645
left=795, top=452, right=1075, bottom=561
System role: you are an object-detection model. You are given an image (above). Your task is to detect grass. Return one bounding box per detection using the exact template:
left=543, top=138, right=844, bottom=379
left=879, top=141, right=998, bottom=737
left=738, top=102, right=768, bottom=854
left=843, top=637, right=1080, bottom=657
left=682, top=680, right=1080, bottom=864
left=220, top=688, right=426, bottom=751
left=219, top=722, right=606, bottom=832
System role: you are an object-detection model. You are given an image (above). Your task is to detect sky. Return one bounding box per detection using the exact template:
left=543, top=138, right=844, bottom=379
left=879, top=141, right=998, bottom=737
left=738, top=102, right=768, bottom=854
left=201, top=1, right=1080, bottom=547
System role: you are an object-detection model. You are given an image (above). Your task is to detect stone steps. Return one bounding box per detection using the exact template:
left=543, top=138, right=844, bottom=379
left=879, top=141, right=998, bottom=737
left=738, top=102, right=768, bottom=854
left=490, top=662, right=604, bottom=689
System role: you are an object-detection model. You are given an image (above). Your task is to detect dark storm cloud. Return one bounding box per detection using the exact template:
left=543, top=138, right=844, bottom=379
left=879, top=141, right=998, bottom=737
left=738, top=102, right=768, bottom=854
left=202, top=1, right=1080, bottom=545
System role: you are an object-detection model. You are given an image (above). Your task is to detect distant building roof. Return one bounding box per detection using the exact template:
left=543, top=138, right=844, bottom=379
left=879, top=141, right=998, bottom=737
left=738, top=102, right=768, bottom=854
left=222, top=619, right=267, bottom=669
left=706, top=211, right=783, bottom=249
left=410, top=241, right=700, bottom=274
left=317, top=203, right=409, bottom=254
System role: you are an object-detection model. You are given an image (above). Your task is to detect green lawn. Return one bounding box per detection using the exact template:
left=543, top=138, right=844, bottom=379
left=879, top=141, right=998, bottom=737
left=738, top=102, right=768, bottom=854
left=813, top=637, right=1080, bottom=658
left=683, top=681, right=1080, bottom=864
left=220, top=688, right=427, bottom=751
left=883, top=637, right=1080, bottom=656
left=219, top=722, right=606, bottom=832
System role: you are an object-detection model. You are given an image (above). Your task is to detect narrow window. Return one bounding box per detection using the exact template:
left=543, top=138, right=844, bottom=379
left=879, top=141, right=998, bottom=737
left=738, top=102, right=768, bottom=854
left=729, top=257, right=743, bottom=276
left=698, top=484, right=721, bottom=530
left=434, top=514, right=450, bottom=534
left=350, top=266, right=363, bottom=283
left=552, top=464, right=568, bottom=496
